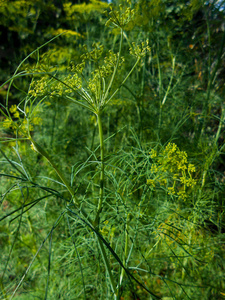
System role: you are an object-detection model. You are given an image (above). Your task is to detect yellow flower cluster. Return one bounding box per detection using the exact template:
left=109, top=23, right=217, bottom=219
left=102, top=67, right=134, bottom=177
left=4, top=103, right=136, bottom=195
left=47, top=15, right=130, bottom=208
left=81, top=46, right=123, bottom=101
left=147, top=143, right=196, bottom=200
left=2, top=104, right=42, bottom=136
left=10, top=104, right=20, bottom=118
left=87, top=51, right=124, bottom=99
left=28, top=41, right=126, bottom=106
left=63, top=0, right=108, bottom=18
left=130, top=40, right=151, bottom=58
left=64, top=73, right=82, bottom=94
left=81, top=43, right=104, bottom=62
left=105, top=0, right=135, bottom=29
left=28, top=75, right=50, bottom=97
left=70, top=61, right=85, bottom=74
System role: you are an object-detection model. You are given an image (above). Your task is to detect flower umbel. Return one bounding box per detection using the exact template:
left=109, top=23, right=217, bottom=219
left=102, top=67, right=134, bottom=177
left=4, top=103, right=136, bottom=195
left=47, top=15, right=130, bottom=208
left=147, top=143, right=196, bottom=200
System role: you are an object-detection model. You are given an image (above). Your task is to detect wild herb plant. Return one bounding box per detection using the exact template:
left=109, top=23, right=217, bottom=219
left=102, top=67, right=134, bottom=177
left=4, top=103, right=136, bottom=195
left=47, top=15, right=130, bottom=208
left=1, top=2, right=154, bottom=299
left=1, top=1, right=225, bottom=300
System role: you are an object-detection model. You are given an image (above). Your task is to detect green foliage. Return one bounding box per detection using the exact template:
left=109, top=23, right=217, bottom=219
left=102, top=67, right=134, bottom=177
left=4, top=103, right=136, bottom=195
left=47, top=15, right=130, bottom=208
left=1, top=0, right=225, bottom=299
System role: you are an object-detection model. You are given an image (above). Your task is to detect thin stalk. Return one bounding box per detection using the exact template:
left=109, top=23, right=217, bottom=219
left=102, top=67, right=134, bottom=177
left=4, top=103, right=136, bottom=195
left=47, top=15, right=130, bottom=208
left=119, top=215, right=129, bottom=287
left=103, top=29, right=123, bottom=103
left=161, top=56, right=175, bottom=106
left=29, top=136, right=92, bottom=224
left=66, top=215, right=87, bottom=300
left=5, top=33, right=64, bottom=109
left=29, top=137, right=77, bottom=203
left=65, top=95, right=96, bottom=113
left=198, top=107, right=225, bottom=200
left=199, top=6, right=214, bottom=140
left=200, top=20, right=225, bottom=140
left=156, top=44, right=162, bottom=98
left=94, top=113, right=104, bottom=226
left=93, top=114, right=119, bottom=298
left=97, top=235, right=118, bottom=299
left=156, top=45, right=163, bottom=135
left=105, top=57, right=141, bottom=106
left=0, top=280, right=8, bottom=299
left=10, top=210, right=67, bottom=300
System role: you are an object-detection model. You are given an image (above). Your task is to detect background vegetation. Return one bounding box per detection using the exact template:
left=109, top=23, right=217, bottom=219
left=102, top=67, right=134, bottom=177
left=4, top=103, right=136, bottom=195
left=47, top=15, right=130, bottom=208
left=0, top=0, right=225, bottom=299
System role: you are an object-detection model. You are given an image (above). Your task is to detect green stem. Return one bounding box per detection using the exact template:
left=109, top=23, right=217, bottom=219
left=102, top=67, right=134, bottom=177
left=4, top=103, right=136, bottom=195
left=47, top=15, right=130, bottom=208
left=5, top=34, right=64, bottom=109
left=97, top=235, right=118, bottom=299
left=103, top=28, right=123, bottom=103
left=156, top=45, right=163, bottom=135
left=156, top=45, right=162, bottom=99
left=198, top=107, right=225, bottom=200
left=105, top=57, right=141, bottom=107
left=199, top=7, right=212, bottom=141
left=93, top=114, right=118, bottom=297
left=29, top=136, right=92, bottom=224
left=200, top=21, right=225, bottom=140
left=94, top=113, right=104, bottom=226
left=119, top=214, right=129, bottom=287
left=161, top=56, right=175, bottom=106
left=93, top=114, right=118, bottom=298
left=0, top=279, right=8, bottom=299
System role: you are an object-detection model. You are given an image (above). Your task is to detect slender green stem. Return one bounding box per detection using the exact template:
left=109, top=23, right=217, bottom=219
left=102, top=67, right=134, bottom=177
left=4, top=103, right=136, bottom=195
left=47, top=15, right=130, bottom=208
left=29, top=137, right=78, bottom=203
left=119, top=214, right=129, bottom=287
left=29, top=136, right=92, bottom=224
left=198, top=107, right=225, bottom=201
left=93, top=113, right=118, bottom=298
left=156, top=46, right=162, bottom=99
left=65, top=95, right=96, bottom=114
left=105, top=57, right=141, bottom=107
left=0, top=280, right=8, bottom=300
left=199, top=16, right=225, bottom=140
left=102, top=28, right=123, bottom=103
left=5, top=34, right=64, bottom=109
left=161, top=56, right=175, bottom=106
left=156, top=45, right=163, bottom=135
left=94, top=113, right=104, bottom=227
left=97, top=235, right=118, bottom=299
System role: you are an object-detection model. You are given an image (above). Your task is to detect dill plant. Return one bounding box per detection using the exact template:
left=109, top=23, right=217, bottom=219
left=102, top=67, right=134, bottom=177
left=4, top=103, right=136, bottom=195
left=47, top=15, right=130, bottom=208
left=1, top=1, right=225, bottom=300
left=0, top=1, right=154, bottom=299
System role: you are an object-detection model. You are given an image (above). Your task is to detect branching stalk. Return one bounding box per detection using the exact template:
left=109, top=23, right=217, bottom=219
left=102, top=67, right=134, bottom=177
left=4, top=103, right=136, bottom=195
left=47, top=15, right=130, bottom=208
left=105, top=56, right=141, bottom=106
left=103, top=28, right=123, bottom=103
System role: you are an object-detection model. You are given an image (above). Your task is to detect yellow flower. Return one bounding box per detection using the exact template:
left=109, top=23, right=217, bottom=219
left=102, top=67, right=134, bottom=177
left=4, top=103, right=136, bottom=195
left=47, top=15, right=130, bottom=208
left=178, top=162, right=187, bottom=170
left=178, top=190, right=187, bottom=200
left=3, top=118, right=12, bottom=128
left=9, top=105, right=17, bottom=113
left=186, top=178, right=196, bottom=187
left=30, top=143, right=36, bottom=152
left=13, top=111, right=20, bottom=118
left=168, top=186, right=175, bottom=195
left=151, top=164, right=158, bottom=173
left=188, top=163, right=195, bottom=173
left=147, top=142, right=197, bottom=200
left=159, top=178, right=167, bottom=186
left=180, top=176, right=187, bottom=185
left=32, top=117, right=42, bottom=125
left=149, top=149, right=157, bottom=158
left=147, top=179, right=155, bottom=187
